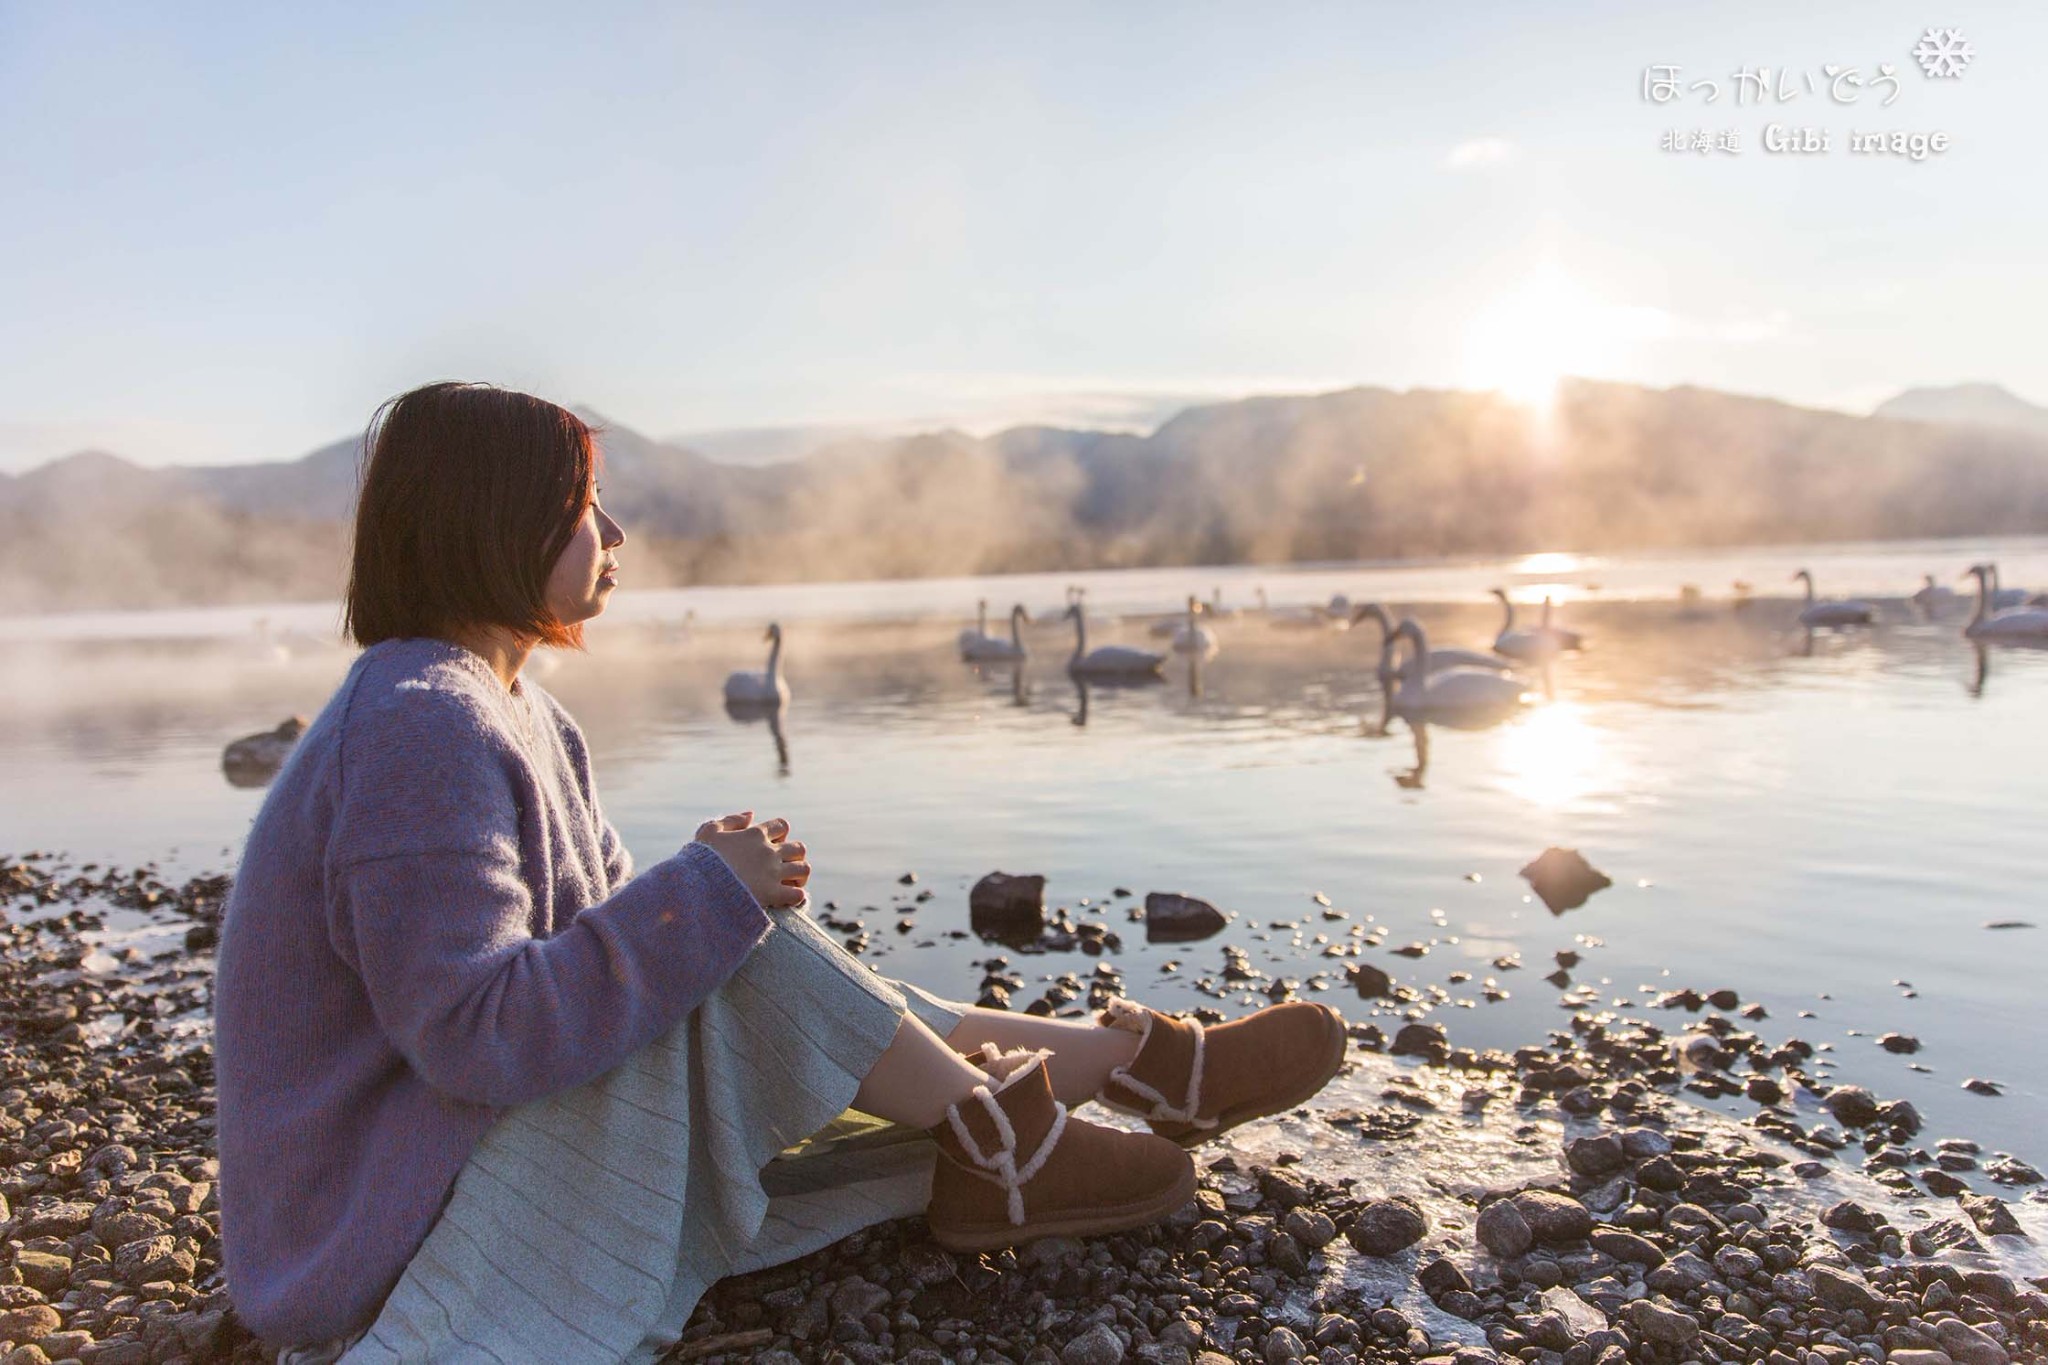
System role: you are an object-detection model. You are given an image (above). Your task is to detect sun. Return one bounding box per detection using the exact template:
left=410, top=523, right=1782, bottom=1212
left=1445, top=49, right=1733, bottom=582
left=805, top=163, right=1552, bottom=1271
left=1462, top=266, right=1624, bottom=409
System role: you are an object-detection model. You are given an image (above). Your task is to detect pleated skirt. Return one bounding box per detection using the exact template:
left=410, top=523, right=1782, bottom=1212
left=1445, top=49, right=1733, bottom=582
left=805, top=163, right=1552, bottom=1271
left=307, top=906, right=972, bottom=1365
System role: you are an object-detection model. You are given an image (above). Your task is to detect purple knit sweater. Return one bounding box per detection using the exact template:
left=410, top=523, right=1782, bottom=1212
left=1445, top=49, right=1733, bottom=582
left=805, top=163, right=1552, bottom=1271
left=214, top=637, right=772, bottom=1345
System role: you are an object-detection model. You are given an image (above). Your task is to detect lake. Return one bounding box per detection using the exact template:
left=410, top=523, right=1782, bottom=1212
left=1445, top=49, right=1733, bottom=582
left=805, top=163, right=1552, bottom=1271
left=3, top=535, right=2044, bottom=1167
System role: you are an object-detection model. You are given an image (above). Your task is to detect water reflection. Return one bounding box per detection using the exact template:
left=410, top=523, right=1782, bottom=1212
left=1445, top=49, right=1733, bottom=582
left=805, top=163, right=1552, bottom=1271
left=722, top=696, right=791, bottom=776
left=8, top=577, right=2048, bottom=1158
left=1494, top=703, right=1609, bottom=808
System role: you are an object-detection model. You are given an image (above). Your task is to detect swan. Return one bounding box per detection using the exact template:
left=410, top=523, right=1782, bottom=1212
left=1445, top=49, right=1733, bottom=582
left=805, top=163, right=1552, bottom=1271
left=1351, top=604, right=1510, bottom=674
left=1538, top=597, right=1585, bottom=651
left=1170, top=595, right=1219, bottom=656
left=1206, top=587, right=1243, bottom=620
left=724, top=623, right=792, bottom=706
left=1325, top=593, right=1353, bottom=620
left=1064, top=603, right=1166, bottom=678
left=1792, top=570, right=1875, bottom=628
left=1489, top=589, right=1581, bottom=660
left=957, top=599, right=1002, bottom=657
left=1964, top=565, right=2048, bottom=640
left=963, top=604, right=1030, bottom=662
left=1384, top=619, right=1528, bottom=722
left=1978, top=563, right=2032, bottom=611
left=1259, top=586, right=1343, bottom=631
left=1911, top=574, right=1960, bottom=614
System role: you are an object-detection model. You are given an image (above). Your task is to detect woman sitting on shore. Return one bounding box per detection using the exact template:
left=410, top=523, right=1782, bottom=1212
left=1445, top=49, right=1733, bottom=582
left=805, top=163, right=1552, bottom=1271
left=212, top=381, right=1348, bottom=1364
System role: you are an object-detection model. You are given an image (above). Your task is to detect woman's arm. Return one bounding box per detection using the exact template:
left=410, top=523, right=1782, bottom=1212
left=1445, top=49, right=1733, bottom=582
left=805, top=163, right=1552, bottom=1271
left=332, top=840, right=766, bottom=1107
left=324, top=680, right=770, bottom=1108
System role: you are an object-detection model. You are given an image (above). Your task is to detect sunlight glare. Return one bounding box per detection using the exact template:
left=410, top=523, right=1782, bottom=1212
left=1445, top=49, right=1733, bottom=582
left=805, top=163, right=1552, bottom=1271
left=1493, top=701, right=1614, bottom=808
left=1462, top=266, right=1626, bottom=409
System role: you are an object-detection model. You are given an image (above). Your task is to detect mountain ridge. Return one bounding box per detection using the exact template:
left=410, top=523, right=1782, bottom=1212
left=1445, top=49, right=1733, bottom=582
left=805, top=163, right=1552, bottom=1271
left=5, top=378, right=2046, bottom=613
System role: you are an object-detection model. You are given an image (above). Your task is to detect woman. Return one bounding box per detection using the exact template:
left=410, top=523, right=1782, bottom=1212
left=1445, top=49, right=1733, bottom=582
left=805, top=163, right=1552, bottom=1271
left=215, top=382, right=1348, bottom=1363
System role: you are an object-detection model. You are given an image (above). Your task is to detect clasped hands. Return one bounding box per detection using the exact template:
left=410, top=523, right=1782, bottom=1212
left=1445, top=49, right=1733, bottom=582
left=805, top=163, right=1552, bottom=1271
left=693, top=810, right=810, bottom=910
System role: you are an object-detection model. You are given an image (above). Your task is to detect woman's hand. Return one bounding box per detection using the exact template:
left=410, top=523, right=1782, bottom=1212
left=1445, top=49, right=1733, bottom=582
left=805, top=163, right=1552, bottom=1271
left=693, top=811, right=810, bottom=910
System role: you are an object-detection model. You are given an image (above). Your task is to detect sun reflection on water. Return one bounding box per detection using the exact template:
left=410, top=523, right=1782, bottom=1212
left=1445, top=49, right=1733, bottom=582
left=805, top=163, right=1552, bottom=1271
left=1492, top=701, right=1614, bottom=807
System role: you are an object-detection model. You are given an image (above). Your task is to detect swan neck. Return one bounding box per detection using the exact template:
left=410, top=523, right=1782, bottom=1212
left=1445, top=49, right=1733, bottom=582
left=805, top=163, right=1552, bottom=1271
left=766, top=630, right=782, bottom=679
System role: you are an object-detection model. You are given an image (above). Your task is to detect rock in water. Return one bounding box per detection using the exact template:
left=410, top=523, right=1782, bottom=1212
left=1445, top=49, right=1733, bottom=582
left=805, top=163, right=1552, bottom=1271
left=1959, top=1193, right=2026, bottom=1238
left=222, top=715, right=307, bottom=788
left=1348, top=961, right=1394, bottom=998
left=1518, top=847, right=1612, bottom=914
left=1389, top=1021, right=1449, bottom=1063
left=1143, top=891, right=1230, bottom=942
left=969, top=872, right=1047, bottom=937
left=1347, top=1197, right=1428, bottom=1256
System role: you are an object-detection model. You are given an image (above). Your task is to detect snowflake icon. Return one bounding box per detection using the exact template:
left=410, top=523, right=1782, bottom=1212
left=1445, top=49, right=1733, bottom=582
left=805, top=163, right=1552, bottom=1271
left=1912, top=27, right=1974, bottom=78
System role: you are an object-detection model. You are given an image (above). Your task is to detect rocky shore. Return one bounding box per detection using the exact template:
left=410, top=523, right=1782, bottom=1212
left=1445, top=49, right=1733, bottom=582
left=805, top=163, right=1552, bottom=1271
left=2, top=852, right=2044, bottom=1365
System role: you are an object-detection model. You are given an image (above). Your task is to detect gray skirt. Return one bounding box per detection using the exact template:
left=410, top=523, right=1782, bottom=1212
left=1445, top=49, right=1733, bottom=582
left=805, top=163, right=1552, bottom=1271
left=304, top=906, right=972, bottom=1365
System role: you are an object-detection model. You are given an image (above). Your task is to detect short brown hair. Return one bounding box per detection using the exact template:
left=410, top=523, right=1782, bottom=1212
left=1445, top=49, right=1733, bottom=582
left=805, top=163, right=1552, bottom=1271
left=343, top=382, right=601, bottom=649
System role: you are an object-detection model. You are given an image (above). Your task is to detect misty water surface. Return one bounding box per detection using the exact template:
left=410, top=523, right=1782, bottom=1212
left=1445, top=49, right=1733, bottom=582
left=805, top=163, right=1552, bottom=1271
left=3, top=538, right=2045, bottom=1166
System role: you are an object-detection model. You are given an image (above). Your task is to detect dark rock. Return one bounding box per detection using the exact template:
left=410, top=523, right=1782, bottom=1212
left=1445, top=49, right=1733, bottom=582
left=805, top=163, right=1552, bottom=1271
left=1062, top=1322, right=1126, bottom=1365
left=1510, top=1190, right=1594, bottom=1244
left=1418, top=1256, right=1472, bottom=1299
left=1519, top=848, right=1612, bottom=914
left=1143, top=892, right=1229, bottom=943
left=1822, top=1085, right=1880, bottom=1127
left=1617, top=1127, right=1672, bottom=1160
left=1589, top=1229, right=1663, bottom=1267
left=1476, top=1199, right=1534, bottom=1258
left=1959, top=1193, right=2025, bottom=1238
left=1878, top=1032, right=1921, bottom=1054
left=970, top=873, right=1047, bottom=935
left=1281, top=1207, right=1337, bottom=1250
left=1907, top=1218, right=1984, bottom=1257
left=1347, top=962, right=1394, bottom=998
left=1347, top=1197, right=1428, bottom=1256
left=1820, top=1200, right=1887, bottom=1238
left=1564, top=1135, right=1626, bottom=1178
left=1390, top=1022, right=1449, bottom=1063
left=1627, top=1299, right=1698, bottom=1345
left=1808, top=1264, right=1884, bottom=1315
left=1646, top=1250, right=1713, bottom=1295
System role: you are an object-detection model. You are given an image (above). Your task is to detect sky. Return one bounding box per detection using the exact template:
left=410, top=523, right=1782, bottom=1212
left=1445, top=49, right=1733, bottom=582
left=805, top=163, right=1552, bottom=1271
left=1, top=0, right=2043, bottom=472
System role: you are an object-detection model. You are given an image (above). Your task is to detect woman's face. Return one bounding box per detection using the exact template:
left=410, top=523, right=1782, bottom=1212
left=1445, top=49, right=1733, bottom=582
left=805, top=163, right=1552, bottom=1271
left=544, top=494, right=626, bottom=626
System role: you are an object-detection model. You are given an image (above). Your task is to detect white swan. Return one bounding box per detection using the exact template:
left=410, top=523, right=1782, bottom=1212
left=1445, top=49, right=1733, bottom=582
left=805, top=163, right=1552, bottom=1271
left=957, top=599, right=1002, bottom=658
left=1065, top=603, right=1166, bottom=678
left=1792, top=570, right=1875, bottom=628
left=1978, top=563, right=2032, bottom=611
left=1964, top=565, right=2048, bottom=640
left=1259, top=586, right=1344, bottom=631
left=724, top=623, right=792, bottom=706
left=1911, top=574, right=1960, bottom=615
left=1384, top=619, right=1529, bottom=722
left=1170, top=595, right=1219, bottom=656
left=1205, top=587, right=1243, bottom=620
left=1490, top=589, right=1581, bottom=660
left=1351, top=604, right=1510, bottom=675
left=963, top=604, right=1030, bottom=662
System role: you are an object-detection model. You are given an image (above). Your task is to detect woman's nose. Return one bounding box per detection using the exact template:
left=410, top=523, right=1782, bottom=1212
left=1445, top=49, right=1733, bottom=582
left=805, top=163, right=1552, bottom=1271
left=599, top=508, right=625, bottom=548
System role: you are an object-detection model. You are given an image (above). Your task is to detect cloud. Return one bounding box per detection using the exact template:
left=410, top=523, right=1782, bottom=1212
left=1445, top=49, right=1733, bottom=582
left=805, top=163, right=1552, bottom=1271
left=1444, top=137, right=1515, bottom=169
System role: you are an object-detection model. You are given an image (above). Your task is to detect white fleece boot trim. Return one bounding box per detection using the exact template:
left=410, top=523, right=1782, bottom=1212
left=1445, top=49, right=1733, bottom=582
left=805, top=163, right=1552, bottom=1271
left=1095, top=998, right=1217, bottom=1129
left=942, top=1048, right=1071, bottom=1225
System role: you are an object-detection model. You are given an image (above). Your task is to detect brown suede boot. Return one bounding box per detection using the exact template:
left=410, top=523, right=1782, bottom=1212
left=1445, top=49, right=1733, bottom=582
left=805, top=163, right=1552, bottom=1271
left=926, top=1044, right=1197, bottom=1252
left=1094, top=998, right=1348, bottom=1147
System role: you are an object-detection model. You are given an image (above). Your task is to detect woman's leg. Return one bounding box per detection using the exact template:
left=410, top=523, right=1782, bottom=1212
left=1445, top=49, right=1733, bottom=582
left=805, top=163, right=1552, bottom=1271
left=942, top=1007, right=1141, bottom=1106
left=851, top=1012, right=993, bottom=1129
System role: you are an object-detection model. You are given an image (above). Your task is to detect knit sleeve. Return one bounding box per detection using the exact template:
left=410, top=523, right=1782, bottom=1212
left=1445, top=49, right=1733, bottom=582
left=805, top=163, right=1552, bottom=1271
left=326, top=683, right=770, bottom=1107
